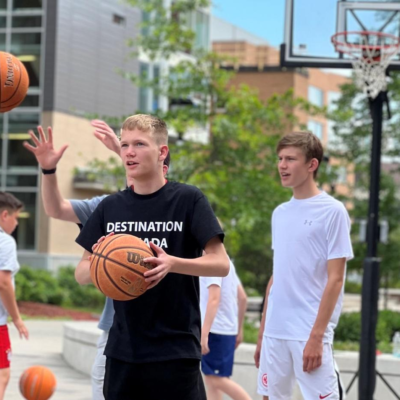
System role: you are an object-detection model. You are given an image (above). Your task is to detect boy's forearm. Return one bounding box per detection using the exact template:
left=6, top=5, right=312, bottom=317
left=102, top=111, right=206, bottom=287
left=258, top=276, right=273, bottom=341
left=170, top=253, right=229, bottom=277
left=41, top=174, right=78, bottom=222
left=75, top=259, right=93, bottom=285
left=0, top=283, right=22, bottom=322
left=310, top=278, right=344, bottom=340
left=202, top=297, right=220, bottom=337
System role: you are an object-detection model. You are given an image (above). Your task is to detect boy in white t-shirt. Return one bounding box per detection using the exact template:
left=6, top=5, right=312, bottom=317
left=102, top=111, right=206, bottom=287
left=255, top=132, right=353, bottom=400
left=0, top=192, right=29, bottom=400
left=200, top=260, right=251, bottom=400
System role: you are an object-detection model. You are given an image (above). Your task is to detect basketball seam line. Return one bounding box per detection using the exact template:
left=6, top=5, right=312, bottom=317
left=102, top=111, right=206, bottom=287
left=93, top=253, right=146, bottom=278
left=35, top=367, right=43, bottom=400
left=102, top=264, right=139, bottom=298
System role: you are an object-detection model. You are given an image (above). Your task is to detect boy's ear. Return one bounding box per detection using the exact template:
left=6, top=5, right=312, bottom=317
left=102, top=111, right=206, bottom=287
left=309, top=158, right=319, bottom=173
left=0, top=209, right=8, bottom=220
left=159, top=145, right=169, bottom=161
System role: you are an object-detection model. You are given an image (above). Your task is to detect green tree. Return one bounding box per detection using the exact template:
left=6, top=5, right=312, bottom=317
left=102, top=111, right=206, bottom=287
left=82, top=0, right=325, bottom=293
left=329, top=73, right=400, bottom=291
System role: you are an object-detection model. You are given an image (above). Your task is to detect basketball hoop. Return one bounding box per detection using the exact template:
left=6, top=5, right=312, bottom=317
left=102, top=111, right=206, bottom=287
left=332, top=31, right=400, bottom=99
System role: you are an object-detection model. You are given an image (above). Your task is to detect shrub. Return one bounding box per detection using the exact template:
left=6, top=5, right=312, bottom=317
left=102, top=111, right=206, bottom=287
left=57, top=266, right=105, bottom=310
left=15, top=266, right=64, bottom=305
left=344, top=281, right=362, bottom=294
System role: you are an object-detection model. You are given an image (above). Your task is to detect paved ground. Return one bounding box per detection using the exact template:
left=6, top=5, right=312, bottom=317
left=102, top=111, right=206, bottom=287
left=8, top=320, right=92, bottom=400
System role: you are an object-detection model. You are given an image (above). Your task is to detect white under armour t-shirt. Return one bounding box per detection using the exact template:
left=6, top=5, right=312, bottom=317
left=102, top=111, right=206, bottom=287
left=200, top=260, right=240, bottom=335
left=264, top=191, right=353, bottom=343
left=0, top=228, right=20, bottom=325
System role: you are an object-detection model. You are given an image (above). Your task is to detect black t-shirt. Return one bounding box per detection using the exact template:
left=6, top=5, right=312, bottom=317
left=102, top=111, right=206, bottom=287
left=76, top=181, right=224, bottom=363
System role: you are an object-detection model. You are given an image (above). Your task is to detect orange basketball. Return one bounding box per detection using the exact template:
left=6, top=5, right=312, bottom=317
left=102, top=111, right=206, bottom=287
left=19, top=366, right=56, bottom=400
left=0, top=51, right=29, bottom=113
left=90, top=234, right=156, bottom=301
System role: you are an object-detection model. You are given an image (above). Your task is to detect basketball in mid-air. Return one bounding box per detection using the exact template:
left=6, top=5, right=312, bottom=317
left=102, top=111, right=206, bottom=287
left=0, top=51, right=29, bottom=113
left=19, top=366, right=56, bottom=400
left=90, top=234, right=156, bottom=301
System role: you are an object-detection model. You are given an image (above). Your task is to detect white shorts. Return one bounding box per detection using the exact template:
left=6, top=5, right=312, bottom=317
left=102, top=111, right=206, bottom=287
left=257, top=336, right=344, bottom=400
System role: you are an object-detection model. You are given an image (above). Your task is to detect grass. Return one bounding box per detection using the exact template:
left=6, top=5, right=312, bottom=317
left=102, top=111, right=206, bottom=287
left=243, top=321, right=394, bottom=354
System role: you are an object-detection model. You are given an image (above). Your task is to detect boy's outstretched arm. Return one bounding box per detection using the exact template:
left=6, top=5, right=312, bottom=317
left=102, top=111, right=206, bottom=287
left=0, top=271, right=28, bottom=339
left=23, top=122, right=119, bottom=223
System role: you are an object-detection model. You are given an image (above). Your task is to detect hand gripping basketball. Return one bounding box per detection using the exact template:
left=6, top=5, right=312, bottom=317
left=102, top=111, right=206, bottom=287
left=90, top=234, right=158, bottom=300
left=143, top=241, right=173, bottom=289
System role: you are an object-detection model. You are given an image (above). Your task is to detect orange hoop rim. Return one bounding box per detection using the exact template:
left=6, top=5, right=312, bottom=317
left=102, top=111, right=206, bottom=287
left=332, top=30, right=400, bottom=56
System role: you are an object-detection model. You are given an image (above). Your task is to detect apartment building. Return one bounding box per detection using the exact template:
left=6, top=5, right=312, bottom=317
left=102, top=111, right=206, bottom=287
left=0, top=0, right=210, bottom=270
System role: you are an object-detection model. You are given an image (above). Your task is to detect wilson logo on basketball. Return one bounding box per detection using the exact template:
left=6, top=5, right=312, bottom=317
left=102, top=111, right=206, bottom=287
left=4, top=56, right=16, bottom=87
left=127, top=251, right=153, bottom=269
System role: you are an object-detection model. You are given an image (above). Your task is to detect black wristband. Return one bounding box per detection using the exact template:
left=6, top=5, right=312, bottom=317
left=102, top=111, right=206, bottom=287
left=41, top=167, right=57, bottom=175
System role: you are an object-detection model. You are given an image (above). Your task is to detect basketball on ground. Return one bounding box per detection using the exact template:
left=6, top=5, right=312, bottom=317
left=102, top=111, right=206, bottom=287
left=19, top=366, right=56, bottom=400
left=0, top=51, right=29, bottom=113
left=90, top=234, right=156, bottom=301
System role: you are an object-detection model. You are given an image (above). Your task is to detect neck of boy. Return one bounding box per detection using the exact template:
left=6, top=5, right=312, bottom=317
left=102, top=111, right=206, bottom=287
left=131, top=173, right=166, bottom=195
left=292, top=179, right=321, bottom=200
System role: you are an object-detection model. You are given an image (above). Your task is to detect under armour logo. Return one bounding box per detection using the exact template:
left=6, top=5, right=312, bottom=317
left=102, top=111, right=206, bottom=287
left=304, top=220, right=313, bottom=226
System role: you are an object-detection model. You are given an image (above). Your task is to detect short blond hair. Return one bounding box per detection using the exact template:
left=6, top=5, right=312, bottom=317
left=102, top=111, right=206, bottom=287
left=277, top=131, right=324, bottom=178
left=121, top=114, right=168, bottom=145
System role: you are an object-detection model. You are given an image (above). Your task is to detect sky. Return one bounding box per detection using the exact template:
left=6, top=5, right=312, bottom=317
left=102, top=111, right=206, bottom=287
left=211, top=0, right=285, bottom=47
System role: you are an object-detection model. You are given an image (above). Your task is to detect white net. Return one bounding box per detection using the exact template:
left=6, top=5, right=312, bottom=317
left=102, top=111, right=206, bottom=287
left=332, top=32, right=400, bottom=99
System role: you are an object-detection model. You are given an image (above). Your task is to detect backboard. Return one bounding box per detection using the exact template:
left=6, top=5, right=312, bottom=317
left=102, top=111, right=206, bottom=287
left=281, top=0, right=400, bottom=70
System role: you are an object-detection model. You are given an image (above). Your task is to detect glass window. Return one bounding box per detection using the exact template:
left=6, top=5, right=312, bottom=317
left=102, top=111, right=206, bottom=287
left=6, top=174, right=37, bottom=187
left=307, top=120, right=323, bottom=139
left=13, top=0, right=42, bottom=10
left=0, top=33, right=6, bottom=51
left=7, top=113, right=39, bottom=169
left=0, top=16, right=6, bottom=28
left=20, top=55, right=41, bottom=87
left=152, top=65, right=160, bottom=112
left=9, top=191, right=36, bottom=250
left=308, top=85, right=324, bottom=107
left=11, top=33, right=41, bottom=56
left=327, top=91, right=341, bottom=112
left=19, top=94, right=39, bottom=107
left=0, top=0, right=6, bottom=9
left=12, top=15, right=41, bottom=28
left=139, top=63, right=149, bottom=112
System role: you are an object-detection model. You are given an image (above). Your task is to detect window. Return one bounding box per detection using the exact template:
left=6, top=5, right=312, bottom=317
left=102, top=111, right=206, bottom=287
left=19, top=94, right=40, bottom=107
left=113, top=14, right=125, bottom=25
left=0, top=17, right=6, bottom=28
left=139, top=63, right=149, bottom=112
left=308, top=85, right=324, bottom=107
left=10, top=191, right=36, bottom=250
left=307, top=120, right=323, bottom=139
left=7, top=113, right=39, bottom=169
left=0, top=0, right=6, bottom=9
left=19, top=55, right=41, bottom=87
left=327, top=91, right=341, bottom=112
left=12, top=16, right=42, bottom=28
left=11, top=33, right=41, bottom=55
left=13, top=0, right=42, bottom=10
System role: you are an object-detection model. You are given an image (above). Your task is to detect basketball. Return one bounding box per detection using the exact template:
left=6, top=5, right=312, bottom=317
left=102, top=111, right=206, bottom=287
left=19, top=366, right=56, bottom=400
left=0, top=51, right=29, bottom=113
left=90, top=234, right=156, bottom=301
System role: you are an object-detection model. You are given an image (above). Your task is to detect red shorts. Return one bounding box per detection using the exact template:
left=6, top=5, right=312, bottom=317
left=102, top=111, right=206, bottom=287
left=0, top=325, right=11, bottom=369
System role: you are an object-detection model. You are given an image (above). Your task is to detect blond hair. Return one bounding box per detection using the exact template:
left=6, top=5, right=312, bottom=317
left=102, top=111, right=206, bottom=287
left=277, top=131, right=324, bottom=178
left=121, top=114, right=168, bottom=145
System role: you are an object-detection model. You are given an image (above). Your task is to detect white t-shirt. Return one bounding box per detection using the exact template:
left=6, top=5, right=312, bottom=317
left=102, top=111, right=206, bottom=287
left=0, top=229, right=20, bottom=325
left=200, top=260, right=241, bottom=335
left=264, top=191, right=353, bottom=344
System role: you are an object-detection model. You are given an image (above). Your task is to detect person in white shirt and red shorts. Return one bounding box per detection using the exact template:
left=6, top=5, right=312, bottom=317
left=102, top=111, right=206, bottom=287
left=255, top=131, right=353, bottom=400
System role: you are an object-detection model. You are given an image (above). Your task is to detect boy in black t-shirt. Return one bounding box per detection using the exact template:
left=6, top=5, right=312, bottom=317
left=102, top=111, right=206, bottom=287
left=75, top=114, right=230, bottom=400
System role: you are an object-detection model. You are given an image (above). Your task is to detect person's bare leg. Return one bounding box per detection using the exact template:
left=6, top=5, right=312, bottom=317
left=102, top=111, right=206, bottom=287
left=0, top=368, right=10, bottom=400
left=204, top=375, right=223, bottom=400
left=205, top=375, right=252, bottom=400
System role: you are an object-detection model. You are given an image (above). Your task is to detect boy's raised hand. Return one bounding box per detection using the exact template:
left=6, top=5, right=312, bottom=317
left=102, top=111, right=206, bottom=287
left=91, top=120, right=120, bottom=155
left=23, top=126, right=68, bottom=169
